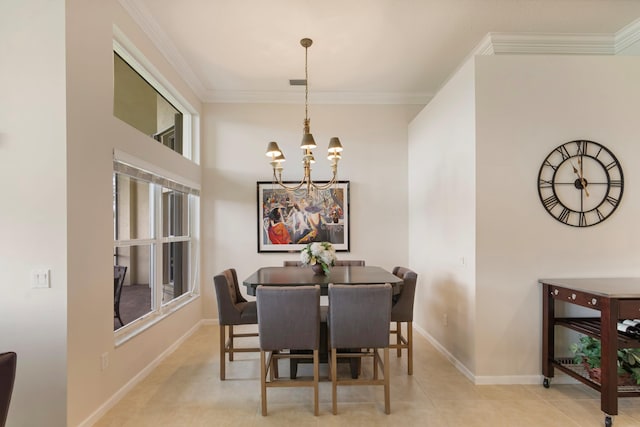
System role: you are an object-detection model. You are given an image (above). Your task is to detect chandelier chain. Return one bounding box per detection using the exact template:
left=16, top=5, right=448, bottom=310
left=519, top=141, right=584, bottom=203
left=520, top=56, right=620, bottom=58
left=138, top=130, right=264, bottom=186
left=304, top=44, right=309, bottom=123
left=264, top=37, right=343, bottom=193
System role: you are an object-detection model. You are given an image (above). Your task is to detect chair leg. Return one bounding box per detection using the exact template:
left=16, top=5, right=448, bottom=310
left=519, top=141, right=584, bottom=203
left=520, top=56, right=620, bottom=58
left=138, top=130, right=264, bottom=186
left=313, top=349, right=319, bottom=416
left=219, top=325, right=226, bottom=380
left=407, top=321, right=413, bottom=375
left=373, top=348, right=379, bottom=380
left=331, top=348, right=338, bottom=415
left=275, top=351, right=281, bottom=379
left=260, top=350, right=267, bottom=416
left=384, top=347, right=390, bottom=414
left=396, top=321, right=401, bottom=357
left=269, top=351, right=277, bottom=381
left=228, top=325, right=234, bottom=361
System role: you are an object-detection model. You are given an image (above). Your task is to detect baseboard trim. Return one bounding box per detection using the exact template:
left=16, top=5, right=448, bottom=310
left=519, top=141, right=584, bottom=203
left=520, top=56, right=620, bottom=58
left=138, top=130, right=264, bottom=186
left=78, top=320, right=206, bottom=427
left=412, top=323, right=574, bottom=385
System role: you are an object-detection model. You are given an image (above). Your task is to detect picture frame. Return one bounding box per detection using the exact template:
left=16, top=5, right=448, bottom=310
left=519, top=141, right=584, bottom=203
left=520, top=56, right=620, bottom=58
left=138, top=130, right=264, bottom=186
left=257, top=181, right=350, bottom=253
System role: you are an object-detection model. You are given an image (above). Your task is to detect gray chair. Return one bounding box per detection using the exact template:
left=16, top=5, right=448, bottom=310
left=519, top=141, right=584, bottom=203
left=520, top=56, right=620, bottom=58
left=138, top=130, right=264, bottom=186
left=114, top=265, right=127, bottom=327
left=257, top=285, right=320, bottom=416
left=213, top=268, right=259, bottom=380
left=333, top=260, right=365, bottom=266
left=0, top=352, right=16, bottom=427
left=328, top=283, right=392, bottom=415
left=390, top=267, right=418, bottom=375
left=283, top=260, right=304, bottom=266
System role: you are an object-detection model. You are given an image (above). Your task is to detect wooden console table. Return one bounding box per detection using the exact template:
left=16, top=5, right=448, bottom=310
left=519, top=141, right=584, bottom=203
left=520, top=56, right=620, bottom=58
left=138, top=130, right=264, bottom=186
left=540, top=278, right=640, bottom=427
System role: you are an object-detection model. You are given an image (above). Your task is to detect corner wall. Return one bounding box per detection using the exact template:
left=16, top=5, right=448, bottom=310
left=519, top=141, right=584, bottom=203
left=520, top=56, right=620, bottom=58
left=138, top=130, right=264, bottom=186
left=66, top=1, right=203, bottom=425
left=409, top=52, right=640, bottom=382
left=408, top=59, right=477, bottom=373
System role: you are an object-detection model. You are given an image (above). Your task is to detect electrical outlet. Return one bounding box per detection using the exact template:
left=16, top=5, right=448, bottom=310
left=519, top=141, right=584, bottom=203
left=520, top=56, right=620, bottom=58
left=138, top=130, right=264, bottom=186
left=101, top=352, right=109, bottom=371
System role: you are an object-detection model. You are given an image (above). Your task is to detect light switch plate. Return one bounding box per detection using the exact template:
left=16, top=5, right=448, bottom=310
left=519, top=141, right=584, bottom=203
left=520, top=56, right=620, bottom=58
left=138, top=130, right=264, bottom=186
left=31, top=269, right=51, bottom=288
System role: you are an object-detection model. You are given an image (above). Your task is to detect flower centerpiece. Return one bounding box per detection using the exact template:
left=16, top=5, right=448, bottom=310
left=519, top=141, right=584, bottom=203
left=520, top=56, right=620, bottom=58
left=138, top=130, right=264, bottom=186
left=300, top=242, right=337, bottom=275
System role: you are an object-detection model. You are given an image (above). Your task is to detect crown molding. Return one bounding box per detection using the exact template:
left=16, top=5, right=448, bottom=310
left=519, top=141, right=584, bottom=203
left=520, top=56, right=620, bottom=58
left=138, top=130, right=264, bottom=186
left=481, top=32, right=615, bottom=55
left=118, top=0, right=207, bottom=97
left=615, top=18, right=640, bottom=53
left=475, top=23, right=640, bottom=57
left=119, top=0, right=640, bottom=105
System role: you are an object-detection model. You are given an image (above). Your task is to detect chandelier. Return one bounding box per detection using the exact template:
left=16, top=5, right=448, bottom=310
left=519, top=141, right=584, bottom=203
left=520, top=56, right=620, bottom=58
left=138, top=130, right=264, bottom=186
left=265, top=38, right=343, bottom=191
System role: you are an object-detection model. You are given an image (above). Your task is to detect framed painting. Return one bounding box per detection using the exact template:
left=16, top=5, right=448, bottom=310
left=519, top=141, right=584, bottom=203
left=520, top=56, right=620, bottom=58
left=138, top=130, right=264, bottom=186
left=257, top=181, right=350, bottom=253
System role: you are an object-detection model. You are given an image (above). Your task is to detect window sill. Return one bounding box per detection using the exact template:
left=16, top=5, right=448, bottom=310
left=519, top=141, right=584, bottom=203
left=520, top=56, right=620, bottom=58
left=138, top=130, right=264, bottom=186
left=114, top=292, right=200, bottom=347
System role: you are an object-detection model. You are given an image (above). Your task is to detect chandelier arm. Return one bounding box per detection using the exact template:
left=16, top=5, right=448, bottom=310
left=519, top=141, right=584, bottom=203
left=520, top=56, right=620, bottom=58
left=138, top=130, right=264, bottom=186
left=271, top=171, right=308, bottom=191
left=308, top=175, right=339, bottom=191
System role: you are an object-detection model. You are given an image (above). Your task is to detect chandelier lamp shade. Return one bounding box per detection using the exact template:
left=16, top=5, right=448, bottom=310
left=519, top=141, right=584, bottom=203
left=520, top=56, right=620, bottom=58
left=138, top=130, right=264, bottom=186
left=265, top=38, right=343, bottom=191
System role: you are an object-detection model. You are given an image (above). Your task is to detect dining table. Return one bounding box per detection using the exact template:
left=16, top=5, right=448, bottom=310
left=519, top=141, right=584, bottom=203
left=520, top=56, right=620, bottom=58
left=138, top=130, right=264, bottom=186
left=242, top=265, right=403, bottom=379
left=242, top=265, right=403, bottom=296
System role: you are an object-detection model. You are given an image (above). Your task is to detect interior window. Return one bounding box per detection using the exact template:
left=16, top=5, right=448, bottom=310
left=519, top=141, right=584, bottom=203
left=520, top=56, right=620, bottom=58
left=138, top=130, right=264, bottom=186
left=113, top=52, right=184, bottom=155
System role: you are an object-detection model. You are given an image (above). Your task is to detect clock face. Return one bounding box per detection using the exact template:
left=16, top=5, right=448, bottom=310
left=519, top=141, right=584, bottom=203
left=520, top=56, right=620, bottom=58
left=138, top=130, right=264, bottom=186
left=537, top=140, right=623, bottom=227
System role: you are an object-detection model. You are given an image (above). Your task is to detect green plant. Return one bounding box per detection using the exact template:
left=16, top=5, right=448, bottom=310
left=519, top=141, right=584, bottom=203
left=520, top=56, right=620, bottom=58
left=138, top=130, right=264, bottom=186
left=571, top=335, right=640, bottom=385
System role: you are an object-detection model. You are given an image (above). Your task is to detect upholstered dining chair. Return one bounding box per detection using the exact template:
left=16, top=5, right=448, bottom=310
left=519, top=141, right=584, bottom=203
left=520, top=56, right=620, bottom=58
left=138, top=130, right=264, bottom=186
left=257, top=285, right=320, bottom=416
left=390, top=267, right=418, bottom=375
left=0, top=351, right=17, bottom=427
left=283, top=260, right=304, bottom=266
left=328, top=283, right=392, bottom=415
left=113, top=265, right=127, bottom=327
left=213, top=268, right=259, bottom=380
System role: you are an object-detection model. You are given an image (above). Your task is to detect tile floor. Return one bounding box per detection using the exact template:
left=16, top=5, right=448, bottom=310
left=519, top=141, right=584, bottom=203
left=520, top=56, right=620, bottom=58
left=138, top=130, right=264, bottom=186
left=93, top=325, right=640, bottom=426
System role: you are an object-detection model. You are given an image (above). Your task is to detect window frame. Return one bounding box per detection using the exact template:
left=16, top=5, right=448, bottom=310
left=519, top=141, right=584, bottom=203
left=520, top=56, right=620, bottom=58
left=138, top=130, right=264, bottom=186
left=113, top=159, right=200, bottom=345
left=113, top=29, right=198, bottom=163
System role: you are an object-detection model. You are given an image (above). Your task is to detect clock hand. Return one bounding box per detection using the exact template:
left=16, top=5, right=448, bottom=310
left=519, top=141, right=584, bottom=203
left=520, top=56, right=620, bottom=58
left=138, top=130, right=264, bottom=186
left=569, top=159, right=589, bottom=197
left=578, top=157, right=589, bottom=198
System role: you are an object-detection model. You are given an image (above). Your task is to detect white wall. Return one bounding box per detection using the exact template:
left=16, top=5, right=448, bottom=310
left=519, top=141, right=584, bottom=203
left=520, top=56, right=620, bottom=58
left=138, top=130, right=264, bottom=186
left=0, top=1, right=68, bottom=425
left=2, top=1, right=204, bottom=425
left=409, top=52, right=640, bottom=383
left=408, top=60, right=477, bottom=373
left=474, top=54, right=640, bottom=380
left=202, top=103, right=416, bottom=319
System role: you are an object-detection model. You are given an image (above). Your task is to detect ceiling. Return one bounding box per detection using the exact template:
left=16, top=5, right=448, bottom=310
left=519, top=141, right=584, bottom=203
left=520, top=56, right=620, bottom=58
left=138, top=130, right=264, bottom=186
left=121, top=0, right=640, bottom=104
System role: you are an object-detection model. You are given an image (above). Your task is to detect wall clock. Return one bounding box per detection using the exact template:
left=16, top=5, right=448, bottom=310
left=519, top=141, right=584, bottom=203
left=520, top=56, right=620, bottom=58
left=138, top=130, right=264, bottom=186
left=537, top=140, right=623, bottom=227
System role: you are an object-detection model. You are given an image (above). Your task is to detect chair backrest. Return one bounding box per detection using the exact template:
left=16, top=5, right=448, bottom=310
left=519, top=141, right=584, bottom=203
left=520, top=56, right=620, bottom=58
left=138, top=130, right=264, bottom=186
left=213, top=268, right=248, bottom=324
left=0, top=352, right=17, bottom=427
left=257, top=285, right=320, bottom=351
left=333, top=260, right=365, bottom=266
left=114, top=265, right=127, bottom=304
left=391, top=267, right=418, bottom=322
left=283, top=261, right=304, bottom=266
left=328, top=284, right=392, bottom=349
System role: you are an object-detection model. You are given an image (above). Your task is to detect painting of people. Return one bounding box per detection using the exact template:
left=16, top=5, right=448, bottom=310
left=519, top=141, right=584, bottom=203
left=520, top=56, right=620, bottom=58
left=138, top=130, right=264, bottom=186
left=257, top=181, right=350, bottom=252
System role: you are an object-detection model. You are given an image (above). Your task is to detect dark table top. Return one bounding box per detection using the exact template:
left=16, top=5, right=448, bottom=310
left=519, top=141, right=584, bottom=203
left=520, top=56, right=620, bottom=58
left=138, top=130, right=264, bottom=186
left=242, top=266, right=403, bottom=296
left=539, top=277, right=640, bottom=299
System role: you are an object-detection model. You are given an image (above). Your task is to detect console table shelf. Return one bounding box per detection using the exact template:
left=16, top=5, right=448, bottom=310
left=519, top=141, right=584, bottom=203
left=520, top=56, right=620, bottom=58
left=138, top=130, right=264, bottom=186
left=551, top=357, right=640, bottom=396
left=540, top=278, right=640, bottom=427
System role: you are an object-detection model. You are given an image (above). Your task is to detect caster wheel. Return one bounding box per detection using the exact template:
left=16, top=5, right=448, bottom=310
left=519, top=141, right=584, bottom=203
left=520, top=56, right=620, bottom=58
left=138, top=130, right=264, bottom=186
left=605, top=415, right=612, bottom=427
left=543, top=378, right=550, bottom=388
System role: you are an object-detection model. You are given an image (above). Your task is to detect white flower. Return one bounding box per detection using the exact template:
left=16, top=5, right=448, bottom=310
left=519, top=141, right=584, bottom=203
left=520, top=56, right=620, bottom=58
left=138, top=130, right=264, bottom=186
left=300, top=241, right=337, bottom=271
